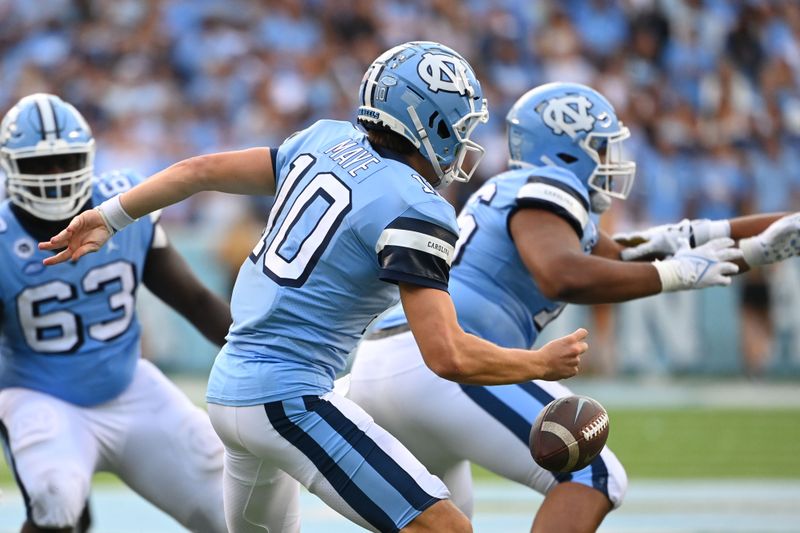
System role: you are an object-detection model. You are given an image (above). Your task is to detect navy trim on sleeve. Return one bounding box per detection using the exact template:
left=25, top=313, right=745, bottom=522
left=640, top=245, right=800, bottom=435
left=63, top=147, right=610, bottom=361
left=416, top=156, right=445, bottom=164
left=378, top=268, right=450, bottom=292
left=524, top=175, right=590, bottom=212
left=512, top=198, right=585, bottom=239
left=270, top=147, right=278, bottom=177
left=386, top=216, right=458, bottom=244
left=376, top=216, right=457, bottom=290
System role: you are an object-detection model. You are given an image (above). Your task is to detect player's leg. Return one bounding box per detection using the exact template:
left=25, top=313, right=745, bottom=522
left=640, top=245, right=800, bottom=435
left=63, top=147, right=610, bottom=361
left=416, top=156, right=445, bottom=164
left=350, top=332, right=626, bottom=532
left=348, top=332, right=475, bottom=517
left=209, top=401, right=301, bottom=533
left=530, top=482, right=611, bottom=533
left=209, top=394, right=470, bottom=533
left=453, top=379, right=627, bottom=533
left=105, top=360, right=226, bottom=533
left=0, top=388, right=97, bottom=532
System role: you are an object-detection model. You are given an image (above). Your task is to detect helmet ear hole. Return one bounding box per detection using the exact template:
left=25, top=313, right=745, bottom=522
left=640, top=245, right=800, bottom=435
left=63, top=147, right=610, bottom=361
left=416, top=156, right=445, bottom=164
left=436, top=119, right=451, bottom=140
left=557, top=152, right=578, bottom=164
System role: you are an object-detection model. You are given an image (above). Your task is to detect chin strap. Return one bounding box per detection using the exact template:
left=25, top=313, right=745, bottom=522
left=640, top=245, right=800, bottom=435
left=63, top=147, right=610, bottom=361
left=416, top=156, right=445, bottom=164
left=407, top=105, right=453, bottom=188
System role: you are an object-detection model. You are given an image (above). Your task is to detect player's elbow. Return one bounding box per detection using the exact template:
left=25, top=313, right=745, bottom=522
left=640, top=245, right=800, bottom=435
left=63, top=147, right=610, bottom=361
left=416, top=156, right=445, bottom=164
left=171, top=155, right=215, bottom=193
left=422, top=345, right=467, bottom=381
left=538, top=268, right=592, bottom=302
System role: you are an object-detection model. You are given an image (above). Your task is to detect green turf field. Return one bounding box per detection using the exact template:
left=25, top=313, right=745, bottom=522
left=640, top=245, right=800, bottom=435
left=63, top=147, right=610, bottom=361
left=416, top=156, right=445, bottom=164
left=2, top=407, right=799, bottom=487
left=471, top=407, right=800, bottom=481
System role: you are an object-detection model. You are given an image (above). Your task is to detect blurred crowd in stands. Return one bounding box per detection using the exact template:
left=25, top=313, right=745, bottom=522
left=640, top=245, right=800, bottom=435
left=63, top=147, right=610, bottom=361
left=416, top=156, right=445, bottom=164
left=3, top=0, right=800, bottom=377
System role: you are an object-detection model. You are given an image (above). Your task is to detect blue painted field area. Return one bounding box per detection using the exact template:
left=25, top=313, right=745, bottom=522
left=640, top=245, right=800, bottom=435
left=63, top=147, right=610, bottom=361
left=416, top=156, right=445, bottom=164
left=1, top=479, right=799, bottom=532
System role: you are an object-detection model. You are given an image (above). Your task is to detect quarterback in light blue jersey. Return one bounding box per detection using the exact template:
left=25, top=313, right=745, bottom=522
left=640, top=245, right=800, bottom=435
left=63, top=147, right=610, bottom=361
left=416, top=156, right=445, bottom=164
left=43, top=43, right=592, bottom=533
left=347, top=82, right=800, bottom=533
left=0, top=94, right=230, bottom=533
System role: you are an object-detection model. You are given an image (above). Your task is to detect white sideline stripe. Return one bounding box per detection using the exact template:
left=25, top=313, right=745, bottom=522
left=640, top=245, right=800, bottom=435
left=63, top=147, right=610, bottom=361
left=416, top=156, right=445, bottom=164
left=517, top=182, right=589, bottom=229
left=376, top=228, right=454, bottom=265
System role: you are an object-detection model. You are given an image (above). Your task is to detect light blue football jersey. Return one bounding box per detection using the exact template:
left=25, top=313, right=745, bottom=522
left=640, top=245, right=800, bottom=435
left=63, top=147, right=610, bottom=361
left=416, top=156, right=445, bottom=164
left=376, top=165, right=599, bottom=349
left=207, top=120, right=459, bottom=406
left=0, top=170, right=156, bottom=406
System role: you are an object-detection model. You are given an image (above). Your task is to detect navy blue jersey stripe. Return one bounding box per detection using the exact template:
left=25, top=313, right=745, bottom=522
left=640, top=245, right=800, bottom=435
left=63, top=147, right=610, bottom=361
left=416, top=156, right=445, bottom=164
left=378, top=246, right=450, bottom=289
left=269, top=147, right=277, bottom=176
left=511, top=200, right=584, bottom=238
left=304, top=396, right=438, bottom=512
left=588, top=453, right=610, bottom=496
left=459, top=384, right=530, bottom=444
left=0, top=420, right=34, bottom=522
left=386, top=217, right=458, bottom=246
left=517, top=381, right=555, bottom=405
left=263, top=400, right=397, bottom=532
left=525, top=175, right=590, bottom=211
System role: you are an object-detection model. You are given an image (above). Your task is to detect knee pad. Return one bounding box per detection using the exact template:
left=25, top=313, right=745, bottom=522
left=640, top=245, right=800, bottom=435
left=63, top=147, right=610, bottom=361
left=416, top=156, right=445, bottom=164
left=28, top=469, right=89, bottom=529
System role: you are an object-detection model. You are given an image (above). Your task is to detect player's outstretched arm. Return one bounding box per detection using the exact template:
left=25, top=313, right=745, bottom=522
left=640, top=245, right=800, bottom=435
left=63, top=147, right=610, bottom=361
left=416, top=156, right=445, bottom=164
left=143, top=241, right=232, bottom=346
left=39, top=148, right=276, bottom=265
left=399, top=282, right=588, bottom=384
left=613, top=213, right=787, bottom=261
left=738, top=212, right=800, bottom=268
left=510, top=209, right=742, bottom=303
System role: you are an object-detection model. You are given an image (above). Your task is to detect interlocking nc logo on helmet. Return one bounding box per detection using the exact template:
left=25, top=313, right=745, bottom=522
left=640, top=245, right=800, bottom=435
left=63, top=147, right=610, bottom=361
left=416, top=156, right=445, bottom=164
left=542, top=95, right=596, bottom=138
left=417, top=52, right=473, bottom=95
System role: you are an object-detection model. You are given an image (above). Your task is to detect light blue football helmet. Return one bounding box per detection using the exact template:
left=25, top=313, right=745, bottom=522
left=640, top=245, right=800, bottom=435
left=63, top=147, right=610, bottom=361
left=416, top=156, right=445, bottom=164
left=0, top=93, right=95, bottom=220
left=358, top=41, right=489, bottom=189
left=506, top=82, right=635, bottom=201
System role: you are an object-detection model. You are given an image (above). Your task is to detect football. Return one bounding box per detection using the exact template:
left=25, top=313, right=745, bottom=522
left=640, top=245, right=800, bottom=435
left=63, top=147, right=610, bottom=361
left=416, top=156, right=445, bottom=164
left=529, top=395, right=610, bottom=473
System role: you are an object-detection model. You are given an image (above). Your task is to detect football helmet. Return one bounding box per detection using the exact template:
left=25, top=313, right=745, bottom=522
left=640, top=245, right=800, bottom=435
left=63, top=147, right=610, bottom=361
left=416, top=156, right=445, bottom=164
left=358, top=41, right=489, bottom=189
left=0, top=93, right=95, bottom=220
left=506, top=82, right=635, bottom=200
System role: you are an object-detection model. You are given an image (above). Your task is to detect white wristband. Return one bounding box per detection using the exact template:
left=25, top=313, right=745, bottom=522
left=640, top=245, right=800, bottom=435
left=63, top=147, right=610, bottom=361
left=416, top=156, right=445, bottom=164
left=652, top=259, right=680, bottom=292
left=96, top=195, right=137, bottom=233
left=691, top=219, right=730, bottom=246
left=738, top=236, right=764, bottom=267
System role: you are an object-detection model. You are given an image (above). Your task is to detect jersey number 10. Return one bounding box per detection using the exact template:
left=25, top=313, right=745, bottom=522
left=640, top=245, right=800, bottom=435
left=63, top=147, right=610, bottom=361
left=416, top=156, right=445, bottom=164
left=250, top=153, right=352, bottom=287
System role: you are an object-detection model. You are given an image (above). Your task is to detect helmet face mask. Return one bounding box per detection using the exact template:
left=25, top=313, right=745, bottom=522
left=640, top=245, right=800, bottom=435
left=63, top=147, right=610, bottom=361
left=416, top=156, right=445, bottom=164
left=1, top=93, right=95, bottom=221
left=506, top=82, right=636, bottom=205
left=358, top=41, right=489, bottom=189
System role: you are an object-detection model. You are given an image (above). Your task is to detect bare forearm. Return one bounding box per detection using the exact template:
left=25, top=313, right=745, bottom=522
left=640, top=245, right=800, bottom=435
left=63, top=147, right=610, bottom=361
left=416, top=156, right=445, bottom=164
left=119, top=148, right=275, bottom=219
left=120, top=158, right=204, bottom=219
left=143, top=245, right=232, bottom=346
left=441, top=332, right=550, bottom=384
left=538, top=255, right=662, bottom=304
left=170, top=289, right=232, bottom=346
left=729, top=213, right=787, bottom=240
left=402, top=284, right=584, bottom=384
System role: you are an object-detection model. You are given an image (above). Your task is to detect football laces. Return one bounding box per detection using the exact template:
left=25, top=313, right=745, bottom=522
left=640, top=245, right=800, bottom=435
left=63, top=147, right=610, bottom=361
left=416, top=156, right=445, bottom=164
left=581, top=412, right=609, bottom=441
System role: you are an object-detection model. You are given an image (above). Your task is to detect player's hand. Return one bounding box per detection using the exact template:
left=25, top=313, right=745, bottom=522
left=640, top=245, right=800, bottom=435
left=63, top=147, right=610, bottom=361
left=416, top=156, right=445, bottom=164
left=534, top=328, right=588, bottom=380
left=653, top=237, right=742, bottom=292
left=615, top=218, right=730, bottom=261
left=38, top=209, right=112, bottom=265
left=739, top=212, right=800, bottom=267
left=614, top=219, right=692, bottom=260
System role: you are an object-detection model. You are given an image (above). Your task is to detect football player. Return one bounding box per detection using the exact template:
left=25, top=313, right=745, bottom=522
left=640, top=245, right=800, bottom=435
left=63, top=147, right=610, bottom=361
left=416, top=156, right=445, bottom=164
left=39, top=42, right=591, bottom=533
left=345, top=82, right=798, bottom=533
left=0, top=94, right=230, bottom=533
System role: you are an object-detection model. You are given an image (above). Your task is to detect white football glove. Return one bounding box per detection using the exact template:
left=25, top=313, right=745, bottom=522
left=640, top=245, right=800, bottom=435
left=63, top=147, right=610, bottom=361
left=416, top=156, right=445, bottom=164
left=615, top=218, right=731, bottom=261
left=739, top=212, right=800, bottom=267
left=652, top=237, right=742, bottom=292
